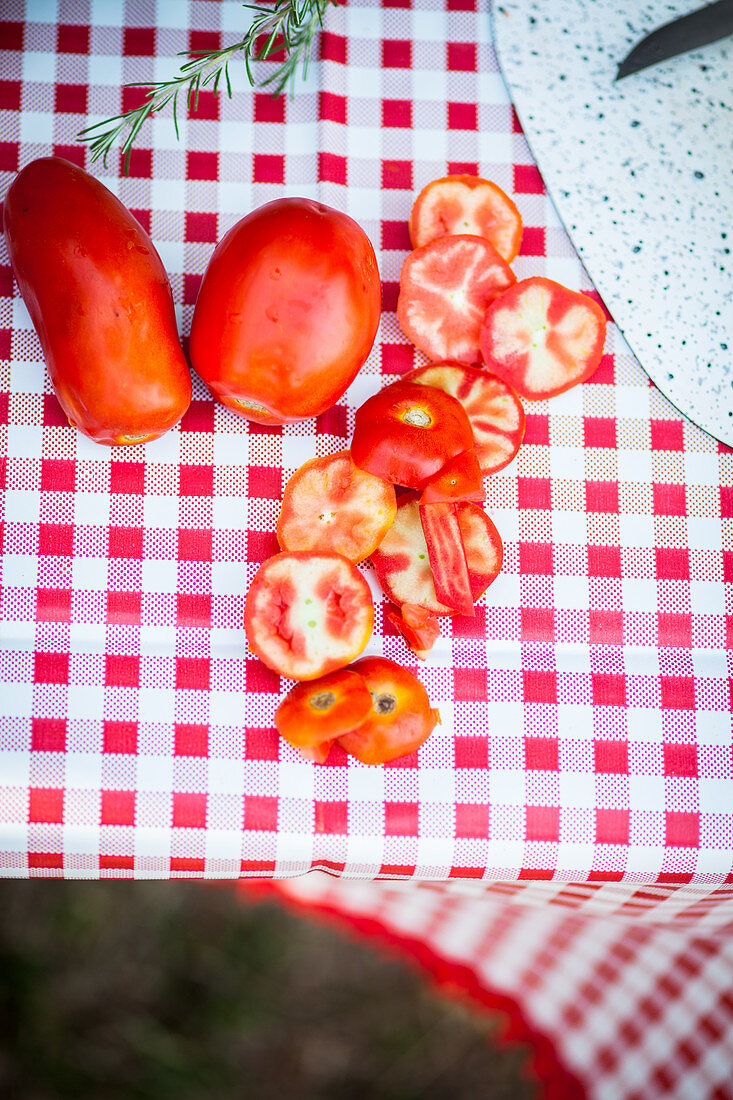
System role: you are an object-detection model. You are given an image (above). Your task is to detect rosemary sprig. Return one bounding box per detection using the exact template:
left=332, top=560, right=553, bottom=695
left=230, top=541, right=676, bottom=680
left=78, top=0, right=333, bottom=172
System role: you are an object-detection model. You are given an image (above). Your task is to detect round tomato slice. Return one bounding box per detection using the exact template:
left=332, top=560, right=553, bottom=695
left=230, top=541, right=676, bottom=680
left=404, top=361, right=525, bottom=475
left=277, top=451, right=396, bottom=563
left=370, top=493, right=502, bottom=616
left=480, top=277, right=607, bottom=400
left=350, top=381, right=474, bottom=489
left=337, top=656, right=441, bottom=765
left=409, top=175, right=523, bottom=263
left=274, top=668, right=373, bottom=752
left=397, top=235, right=516, bottom=364
left=244, top=552, right=374, bottom=681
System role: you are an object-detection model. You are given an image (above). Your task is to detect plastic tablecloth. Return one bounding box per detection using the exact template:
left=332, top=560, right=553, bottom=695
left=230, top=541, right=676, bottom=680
left=1, top=0, right=732, bottom=895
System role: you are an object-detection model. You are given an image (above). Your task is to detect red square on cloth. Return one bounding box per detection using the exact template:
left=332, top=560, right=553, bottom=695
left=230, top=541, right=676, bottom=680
left=34, top=652, right=69, bottom=684
left=248, top=466, right=282, bottom=499
left=32, top=719, right=67, bottom=753
left=245, top=729, right=279, bottom=761
left=244, top=795, right=278, bottom=831
left=519, top=542, right=553, bottom=574
left=588, top=545, right=622, bottom=577
left=518, top=477, right=551, bottom=510
left=584, top=417, right=617, bottom=449
left=315, top=801, right=348, bottom=834
left=180, top=398, right=214, bottom=430
left=105, top=655, right=140, bottom=688
left=589, top=610, right=623, bottom=645
left=523, top=413, right=549, bottom=445
left=176, top=658, right=210, bottom=691
left=655, top=548, right=690, bottom=580
left=658, top=612, right=692, bottom=648
left=661, top=677, right=696, bottom=710
left=255, top=93, right=285, bottom=123
left=123, top=27, right=155, bottom=55
left=665, top=812, right=700, bottom=848
left=109, top=526, right=143, bottom=559
left=185, top=212, right=217, bottom=242
left=103, top=722, right=138, bottom=755
left=172, top=792, right=207, bottom=829
left=319, top=91, right=346, bottom=123
left=382, top=99, right=412, bottom=127
left=101, top=790, right=136, bottom=826
left=246, top=660, right=280, bottom=694
left=253, top=154, right=285, bottom=184
left=525, top=737, right=559, bottom=771
left=188, top=90, right=219, bottom=120
left=109, top=462, right=145, bottom=495
left=592, top=674, right=627, bottom=707
left=177, top=594, right=212, bottom=628
left=454, top=737, right=489, bottom=768
left=594, top=740, right=629, bottom=774
left=448, top=102, right=477, bottom=130
left=455, top=804, right=490, bottom=838
left=107, top=591, right=142, bottom=625
left=319, top=152, right=347, bottom=184
left=57, top=24, right=89, bottom=53
left=320, top=32, right=347, bottom=63
left=178, top=529, right=213, bottom=561
left=382, top=40, right=411, bottom=67
left=187, top=151, right=218, bottom=180
left=521, top=608, right=555, bottom=641
left=55, top=83, right=87, bottom=113
left=29, top=788, right=64, bottom=824
left=663, top=743, right=698, bottom=778
left=446, top=42, right=477, bottom=71
left=596, top=808, right=630, bottom=844
left=122, top=149, right=152, bottom=178
left=174, top=724, right=209, bottom=757
left=523, top=670, right=557, bottom=704
left=518, top=227, right=546, bottom=256
left=653, top=483, right=686, bottom=515
left=382, top=160, right=412, bottom=190
left=525, top=805, right=559, bottom=841
left=384, top=802, right=419, bottom=836
left=651, top=419, right=685, bottom=450
left=586, top=480, right=620, bottom=513
left=180, top=464, right=214, bottom=496
left=41, top=458, right=75, bottom=491
left=36, top=588, right=72, bottom=622
left=453, top=668, right=487, bottom=701
left=514, top=164, right=545, bottom=193
left=0, top=80, right=21, bottom=110
left=189, top=30, right=221, bottom=52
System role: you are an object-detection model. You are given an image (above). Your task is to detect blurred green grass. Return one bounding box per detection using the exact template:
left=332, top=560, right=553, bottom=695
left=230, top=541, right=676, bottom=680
left=0, top=882, right=535, bottom=1099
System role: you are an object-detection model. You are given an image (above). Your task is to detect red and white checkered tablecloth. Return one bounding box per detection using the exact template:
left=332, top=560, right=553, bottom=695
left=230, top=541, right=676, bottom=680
left=1, top=0, right=732, bottom=906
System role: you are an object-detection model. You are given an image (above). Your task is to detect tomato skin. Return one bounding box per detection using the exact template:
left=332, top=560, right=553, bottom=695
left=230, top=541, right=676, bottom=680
left=274, top=668, right=373, bottom=751
left=189, top=198, right=381, bottom=424
left=337, top=656, right=440, bottom=765
left=244, top=551, right=374, bottom=681
left=385, top=603, right=440, bottom=660
left=277, top=450, right=396, bottom=563
left=2, top=157, right=191, bottom=445
left=350, top=381, right=475, bottom=489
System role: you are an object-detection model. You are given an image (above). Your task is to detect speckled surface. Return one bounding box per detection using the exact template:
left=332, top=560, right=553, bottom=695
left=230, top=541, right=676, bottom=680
left=492, top=0, right=733, bottom=445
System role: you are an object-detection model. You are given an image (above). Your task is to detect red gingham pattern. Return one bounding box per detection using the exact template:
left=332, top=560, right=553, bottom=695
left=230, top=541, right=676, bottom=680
left=266, top=873, right=733, bottom=1100
left=0, top=1, right=732, bottom=896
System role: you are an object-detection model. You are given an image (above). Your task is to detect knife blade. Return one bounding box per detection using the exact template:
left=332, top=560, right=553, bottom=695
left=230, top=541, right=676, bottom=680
left=616, top=0, right=733, bottom=79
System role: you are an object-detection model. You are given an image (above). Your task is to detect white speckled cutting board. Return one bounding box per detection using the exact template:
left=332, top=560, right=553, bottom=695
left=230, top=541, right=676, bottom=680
left=492, top=0, right=733, bottom=445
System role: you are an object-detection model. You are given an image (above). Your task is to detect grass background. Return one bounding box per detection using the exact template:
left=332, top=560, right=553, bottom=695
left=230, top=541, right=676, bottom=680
left=0, top=881, right=535, bottom=1098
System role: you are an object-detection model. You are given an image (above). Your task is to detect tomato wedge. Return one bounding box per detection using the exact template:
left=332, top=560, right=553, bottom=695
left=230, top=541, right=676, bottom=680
left=397, top=235, right=516, bottom=364
left=404, top=361, right=525, bottom=475
left=274, top=668, right=373, bottom=758
left=244, top=552, right=373, bottom=681
left=420, top=448, right=484, bottom=504
left=480, top=277, right=607, bottom=400
left=277, top=451, right=396, bottom=564
left=419, top=502, right=475, bottom=617
left=337, top=657, right=441, bottom=765
left=371, top=493, right=503, bottom=616
left=409, top=175, right=523, bottom=263
left=385, top=603, right=440, bottom=661
left=350, top=381, right=474, bottom=489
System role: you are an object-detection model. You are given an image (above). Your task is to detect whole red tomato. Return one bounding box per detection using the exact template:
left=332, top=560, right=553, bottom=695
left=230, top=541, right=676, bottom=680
left=189, top=198, right=381, bottom=424
left=2, top=157, right=191, bottom=445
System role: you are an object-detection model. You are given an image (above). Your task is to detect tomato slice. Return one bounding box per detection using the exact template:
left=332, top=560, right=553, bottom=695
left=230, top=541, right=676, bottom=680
left=244, top=551, right=374, bottom=681
left=420, top=448, right=484, bottom=504
left=409, top=175, right=523, bottom=263
left=371, top=493, right=503, bottom=616
left=350, top=381, right=474, bottom=489
left=404, top=361, right=525, bottom=475
left=385, top=602, right=440, bottom=661
left=274, top=668, right=373, bottom=757
left=277, top=451, right=397, bottom=564
left=337, top=656, right=441, bottom=765
left=480, top=277, right=607, bottom=400
left=397, top=235, right=516, bottom=364
left=419, top=502, right=475, bottom=617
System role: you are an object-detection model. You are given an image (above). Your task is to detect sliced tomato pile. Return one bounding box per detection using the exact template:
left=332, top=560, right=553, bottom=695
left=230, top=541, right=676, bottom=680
left=409, top=174, right=523, bottom=263
left=277, top=450, right=396, bottom=563
left=397, top=235, right=516, bottom=364
left=244, top=551, right=374, bottom=681
left=274, top=668, right=373, bottom=762
left=371, top=492, right=503, bottom=617
left=404, top=361, right=525, bottom=475
left=480, top=277, right=607, bottom=400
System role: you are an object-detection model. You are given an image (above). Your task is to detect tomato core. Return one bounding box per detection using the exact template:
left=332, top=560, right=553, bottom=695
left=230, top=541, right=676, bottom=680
left=310, top=691, right=337, bottom=710
left=402, top=407, right=432, bottom=427
left=373, top=692, right=398, bottom=715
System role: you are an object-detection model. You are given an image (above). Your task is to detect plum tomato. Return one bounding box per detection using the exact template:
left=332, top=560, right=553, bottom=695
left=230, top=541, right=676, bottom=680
left=370, top=492, right=502, bottom=616
left=274, top=668, right=373, bottom=758
left=350, top=381, right=474, bottom=489
left=189, top=197, right=381, bottom=424
left=409, top=175, right=523, bottom=263
left=480, top=277, right=607, bottom=400
left=397, top=235, right=516, bottom=364
left=384, top=602, right=440, bottom=661
left=277, top=451, right=396, bottom=563
left=244, top=551, right=374, bottom=681
left=2, top=157, right=191, bottom=445
left=337, top=657, right=441, bottom=765
left=404, top=361, right=525, bottom=475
